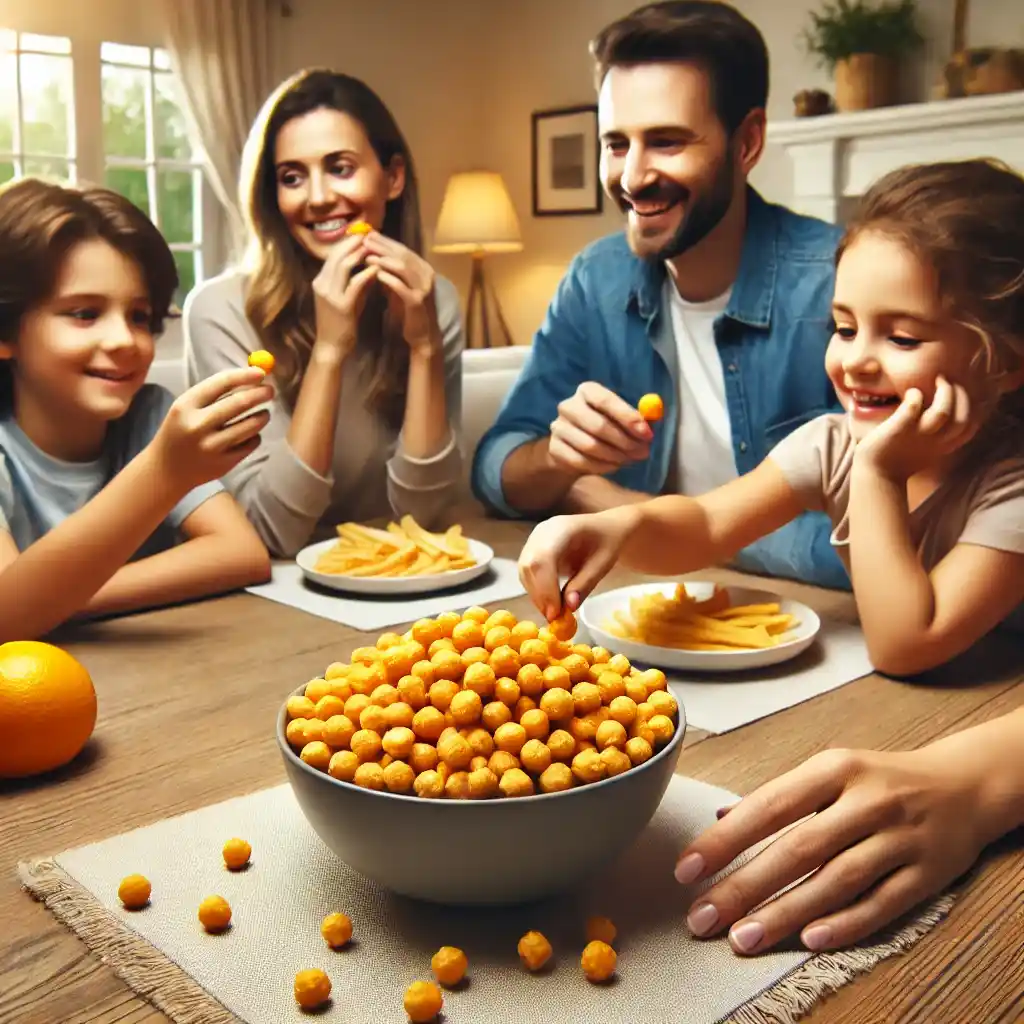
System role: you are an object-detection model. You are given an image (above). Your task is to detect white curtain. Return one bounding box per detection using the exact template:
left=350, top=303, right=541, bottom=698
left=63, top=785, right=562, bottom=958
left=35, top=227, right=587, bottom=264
left=158, top=0, right=278, bottom=260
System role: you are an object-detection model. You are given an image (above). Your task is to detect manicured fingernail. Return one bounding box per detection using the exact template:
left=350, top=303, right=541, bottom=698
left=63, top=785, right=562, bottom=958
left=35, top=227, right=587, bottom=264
left=801, top=924, right=833, bottom=951
left=729, top=920, right=765, bottom=953
left=686, top=902, right=719, bottom=936
left=674, top=852, right=704, bottom=884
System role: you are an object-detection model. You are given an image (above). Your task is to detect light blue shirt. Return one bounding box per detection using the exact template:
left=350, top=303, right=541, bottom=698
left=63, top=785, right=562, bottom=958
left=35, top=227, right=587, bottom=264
left=0, top=384, right=222, bottom=558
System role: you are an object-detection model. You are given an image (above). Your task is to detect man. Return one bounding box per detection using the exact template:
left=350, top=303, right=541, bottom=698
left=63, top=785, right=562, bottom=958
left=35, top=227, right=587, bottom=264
left=471, top=0, right=849, bottom=588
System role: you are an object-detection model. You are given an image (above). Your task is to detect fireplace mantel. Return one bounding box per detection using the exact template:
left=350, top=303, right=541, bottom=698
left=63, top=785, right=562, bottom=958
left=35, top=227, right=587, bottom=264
left=767, top=91, right=1024, bottom=223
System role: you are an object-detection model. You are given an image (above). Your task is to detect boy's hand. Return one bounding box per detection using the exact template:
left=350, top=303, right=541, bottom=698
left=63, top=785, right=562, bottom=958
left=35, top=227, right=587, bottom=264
left=151, top=367, right=273, bottom=491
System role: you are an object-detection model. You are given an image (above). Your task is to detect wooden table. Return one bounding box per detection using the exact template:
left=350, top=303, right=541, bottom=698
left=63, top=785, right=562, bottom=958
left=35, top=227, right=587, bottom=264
left=2, top=515, right=1022, bottom=1024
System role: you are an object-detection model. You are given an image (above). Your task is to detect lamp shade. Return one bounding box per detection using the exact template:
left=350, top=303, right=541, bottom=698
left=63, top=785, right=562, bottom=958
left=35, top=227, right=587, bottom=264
left=432, top=171, right=523, bottom=254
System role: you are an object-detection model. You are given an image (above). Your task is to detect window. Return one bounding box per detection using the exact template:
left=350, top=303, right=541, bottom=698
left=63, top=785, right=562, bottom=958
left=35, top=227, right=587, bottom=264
left=0, top=30, right=213, bottom=308
left=101, top=43, right=205, bottom=306
left=0, top=30, right=76, bottom=185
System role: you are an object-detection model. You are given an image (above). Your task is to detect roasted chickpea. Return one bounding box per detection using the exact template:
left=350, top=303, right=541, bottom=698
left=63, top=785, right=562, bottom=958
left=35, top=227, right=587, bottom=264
left=600, top=747, right=632, bottom=777
left=462, top=662, right=496, bottom=700
left=519, top=738, right=552, bottom=775
left=386, top=701, right=415, bottom=729
left=648, top=689, right=679, bottom=717
left=647, top=713, right=676, bottom=746
left=285, top=718, right=308, bottom=748
left=449, top=689, right=483, bottom=726
left=461, top=646, right=489, bottom=668
left=382, top=726, right=416, bottom=759
left=287, top=695, right=316, bottom=720
left=596, top=671, right=627, bottom=704
left=572, top=748, right=605, bottom=784
left=429, top=678, right=460, bottom=711
left=354, top=762, right=386, bottom=790
left=323, top=714, right=355, bottom=749
left=625, top=676, right=649, bottom=704
left=430, top=650, right=464, bottom=682
left=538, top=762, right=574, bottom=793
left=581, top=940, right=617, bottom=982
left=428, top=638, right=456, bottom=658
left=314, top=694, right=346, bottom=721
left=518, top=638, right=550, bottom=667
left=384, top=760, right=416, bottom=793
left=625, top=736, right=654, bottom=765
left=300, top=741, right=332, bottom=771
left=445, top=771, right=471, bottom=799
left=369, top=683, right=400, bottom=708
left=350, top=729, right=383, bottom=763
left=516, top=662, right=545, bottom=696
left=482, top=700, right=513, bottom=732
left=517, top=930, right=552, bottom=971
left=484, top=625, right=512, bottom=652
left=359, top=704, right=390, bottom=734
left=468, top=766, right=499, bottom=799
left=541, top=664, right=572, bottom=691
left=414, top=769, right=444, bottom=798
left=437, top=732, right=473, bottom=770
left=488, top=644, right=521, bottom=679
left=409, top=742, right=438, bottom=774
left=494, top=676, right=521, bottom=706
left=435, top=610, right=462, bottom=637
left=571, top=681, right=602, bottom=715
left=608, top=695, right=638, bottom=726
left=586, top=915, right=617, bottom=945
left=560, top=653, right=591, bottom=683
left=508, top=620, right=540, bottom=651
left=469, top=755, right=488, bottom=772
left=519, top=708, right=550, bottom=741
left=412, top=705, right=446, bottom=742
left=465, top=727, right=494, bottom=758
left=514, top=696, right=539, bottom=721
left=410, top=660, right=436, bottom=687
left=499, top=767, right=535, bottom=798
left=595, top=719, right=628, bottom=750
left=487, top=750, right=520, bottom=778
left=451, top=620, right=484, bottom=653
left=344, top=693, right=371, bottom=726
left=328, top=749, right=359, bottom=781
left=539, top=687, right=574, bottom=721
left=493, top=721, right=527, bottom=756
left=546, top=729, right=576, bottom=762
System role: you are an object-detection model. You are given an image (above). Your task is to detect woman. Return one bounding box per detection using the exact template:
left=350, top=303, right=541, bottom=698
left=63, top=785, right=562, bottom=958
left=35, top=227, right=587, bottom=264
left=184, top=70, right=463, bottom=556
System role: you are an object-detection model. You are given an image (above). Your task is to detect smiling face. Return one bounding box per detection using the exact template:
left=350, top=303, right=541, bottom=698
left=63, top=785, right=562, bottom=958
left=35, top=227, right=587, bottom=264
left=273, top=107, right=404, bottom=261
left=598, top=62, right=744, bottom=262
left=1, top=238, right=155, bottom=458
left=826, top=231, right=984, bottom=443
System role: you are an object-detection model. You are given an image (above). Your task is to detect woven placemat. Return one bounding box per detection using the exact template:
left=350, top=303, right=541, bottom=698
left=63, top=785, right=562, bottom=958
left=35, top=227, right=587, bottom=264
left=21, top=776, right=955, bottom=1024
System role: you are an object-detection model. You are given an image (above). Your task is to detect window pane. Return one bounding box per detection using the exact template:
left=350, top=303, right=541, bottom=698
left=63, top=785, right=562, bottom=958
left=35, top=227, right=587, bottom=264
left=23, top=156, right=72, bottom=182
left=154, top=72, right=192, bottom=160
left=102, top=64, right=148, bottom=159
left=157, top=168, right=194, bottom=243
left=19, top=33, right=71, bottom=55
left=101, top=42, right=150, bottom=67
left=20, top=54, right=73, bottom=156
left=0, top=160, right=15, bottom=184
left=0, top=29, right=16, bottom=54
left=153, top=48, right=171, bottom=71
left=172, top=250, right=196, bottom=309
left=0, top=53, right=16, bottom=154
left=105, top=165, right=150, bottom=216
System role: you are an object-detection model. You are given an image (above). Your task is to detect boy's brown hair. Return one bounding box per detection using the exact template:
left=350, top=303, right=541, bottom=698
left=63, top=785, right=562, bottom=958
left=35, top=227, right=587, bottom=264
left=0, top=178, right=178, bottom=343
left=839, top=159, right=1024, bottom=425
left=590, top=0, right=769, bottom=135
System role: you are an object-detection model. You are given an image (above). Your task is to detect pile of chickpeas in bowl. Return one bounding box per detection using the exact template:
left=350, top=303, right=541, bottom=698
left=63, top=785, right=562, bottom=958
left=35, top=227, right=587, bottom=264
left=282, top=605, right=680, bottom=800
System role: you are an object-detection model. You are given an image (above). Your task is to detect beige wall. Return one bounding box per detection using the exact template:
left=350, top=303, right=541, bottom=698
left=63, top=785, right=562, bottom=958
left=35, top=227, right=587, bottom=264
left=474, top=0, right=1024, bottom=347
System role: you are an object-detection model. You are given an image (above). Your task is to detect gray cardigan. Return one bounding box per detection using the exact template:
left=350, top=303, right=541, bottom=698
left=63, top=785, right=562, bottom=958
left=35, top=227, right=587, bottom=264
left=183, top=270, right=464, bottom=556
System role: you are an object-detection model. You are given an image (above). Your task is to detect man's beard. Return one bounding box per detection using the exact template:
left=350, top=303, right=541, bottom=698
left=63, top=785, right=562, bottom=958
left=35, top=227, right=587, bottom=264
left=616, top=151, right=736, bottom=263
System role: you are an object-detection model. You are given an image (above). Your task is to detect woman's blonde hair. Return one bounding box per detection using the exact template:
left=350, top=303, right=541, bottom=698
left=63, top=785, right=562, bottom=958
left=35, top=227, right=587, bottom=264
left=0, top=178, right=177, bottom=409
left=238, top=69, right=422, bottom=425
left=838, top=159, right=1024, bottom=429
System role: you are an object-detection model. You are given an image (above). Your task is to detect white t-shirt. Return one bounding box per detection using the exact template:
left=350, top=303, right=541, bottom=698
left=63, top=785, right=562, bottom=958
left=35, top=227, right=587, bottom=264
left=665, top=280, right=737, bottom=496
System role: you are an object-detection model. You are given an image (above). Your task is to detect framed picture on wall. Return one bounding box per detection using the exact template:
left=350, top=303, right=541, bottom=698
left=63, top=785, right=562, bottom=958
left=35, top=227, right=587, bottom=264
left=531, top=105, right=602, bottom=217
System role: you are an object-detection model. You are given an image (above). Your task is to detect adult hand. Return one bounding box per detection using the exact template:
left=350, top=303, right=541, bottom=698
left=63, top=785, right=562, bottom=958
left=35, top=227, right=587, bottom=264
left=548, top=382, right=652, bottom=478
left=362, top=231, right=440, bottom=357
left=674, top=744, right=990, bottom=955
left=311, top=233, right=378, bottom=358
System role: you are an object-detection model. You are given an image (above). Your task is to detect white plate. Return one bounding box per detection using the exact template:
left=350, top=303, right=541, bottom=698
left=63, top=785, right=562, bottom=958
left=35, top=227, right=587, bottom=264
left=295, top=537, right=495, bottom=596
left=580, top=580, right=821, bottom=673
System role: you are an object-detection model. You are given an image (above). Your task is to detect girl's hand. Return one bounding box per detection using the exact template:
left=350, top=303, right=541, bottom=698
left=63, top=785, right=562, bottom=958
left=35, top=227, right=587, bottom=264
left=853, top=376, right=975, bottom=481
left=674, top=743, right=992, bottom=956
left=151, top=367, right=273, bottom=491
left=518, top=509, right=636, bottom=620
left=362, top=232, right=440, bottom=357
left=311, top=234, right=378, bottom=358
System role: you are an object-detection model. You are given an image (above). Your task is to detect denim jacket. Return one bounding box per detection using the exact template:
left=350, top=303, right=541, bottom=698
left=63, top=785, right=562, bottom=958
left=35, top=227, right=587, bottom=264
left=471, top=189, right=850, bottom=589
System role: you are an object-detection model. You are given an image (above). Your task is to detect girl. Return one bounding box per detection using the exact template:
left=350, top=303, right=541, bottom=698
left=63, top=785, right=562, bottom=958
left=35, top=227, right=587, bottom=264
left=0, top=179, right=272, bottom=642
left=519, top=159, right=1024, bottom=678
left=184, top=69, right=465, bottom=557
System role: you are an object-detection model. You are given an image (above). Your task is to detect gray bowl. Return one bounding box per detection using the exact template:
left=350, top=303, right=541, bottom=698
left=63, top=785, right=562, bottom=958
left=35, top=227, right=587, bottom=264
left=277, top=687, right=686, bottom=906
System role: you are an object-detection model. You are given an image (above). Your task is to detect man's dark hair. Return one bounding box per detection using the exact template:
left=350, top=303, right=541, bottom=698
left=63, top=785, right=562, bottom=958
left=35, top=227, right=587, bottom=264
left=590, top=1, right=769, bottom=134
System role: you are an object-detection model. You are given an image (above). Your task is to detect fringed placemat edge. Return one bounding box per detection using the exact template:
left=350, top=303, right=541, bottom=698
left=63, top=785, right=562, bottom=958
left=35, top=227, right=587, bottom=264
left=19, top=857, right=240, bottom=1024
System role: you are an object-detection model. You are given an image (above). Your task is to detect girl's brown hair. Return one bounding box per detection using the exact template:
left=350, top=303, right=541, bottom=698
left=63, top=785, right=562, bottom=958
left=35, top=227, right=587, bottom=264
left=0, top=178, right=178, bottom=408
left=838, top=159, right=1024, bottom=427
left=238, top=69, right=422, bottom=426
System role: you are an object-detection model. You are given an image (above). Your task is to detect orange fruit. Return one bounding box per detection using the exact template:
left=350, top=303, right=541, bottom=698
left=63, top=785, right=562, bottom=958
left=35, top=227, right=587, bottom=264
left=637, top=393, right=664, bottom=422
left=0, top=641, right=97, bottom=778
left=345, top=220, right=373, bottom=235
left=247, top=349, right=275, bottom=373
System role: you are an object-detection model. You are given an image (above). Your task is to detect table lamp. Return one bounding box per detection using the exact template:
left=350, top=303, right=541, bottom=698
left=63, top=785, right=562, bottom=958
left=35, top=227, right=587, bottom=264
left=432, top=170, right=523, bottom=348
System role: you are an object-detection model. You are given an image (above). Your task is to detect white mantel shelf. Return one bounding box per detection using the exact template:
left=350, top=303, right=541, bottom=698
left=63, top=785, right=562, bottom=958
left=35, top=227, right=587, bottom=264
left=766, top=91, right=1024, bottom=223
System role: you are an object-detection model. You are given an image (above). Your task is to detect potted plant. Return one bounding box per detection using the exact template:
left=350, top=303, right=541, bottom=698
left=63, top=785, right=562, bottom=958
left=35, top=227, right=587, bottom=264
left=803, top=0, right=924, bottom=111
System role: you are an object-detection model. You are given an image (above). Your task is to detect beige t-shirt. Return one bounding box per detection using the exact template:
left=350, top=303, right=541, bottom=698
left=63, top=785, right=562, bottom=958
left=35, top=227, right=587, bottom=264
left=184, top=271, right=464, bottom=557
left=769, top=413, right=1024, bottom=580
